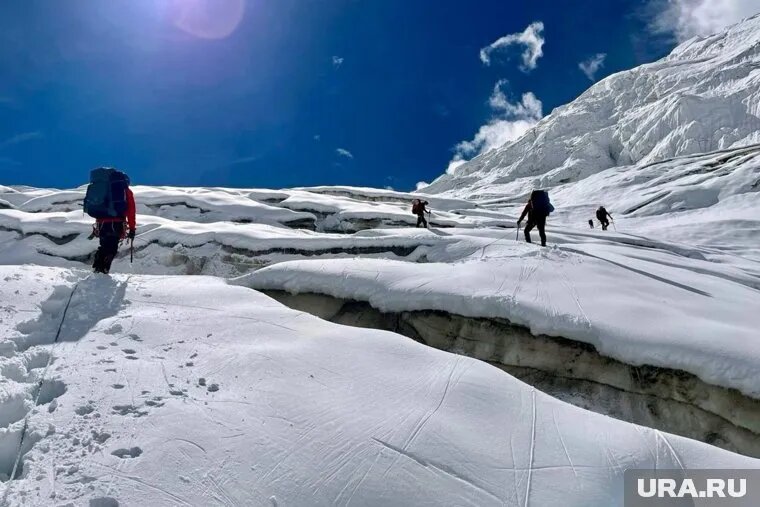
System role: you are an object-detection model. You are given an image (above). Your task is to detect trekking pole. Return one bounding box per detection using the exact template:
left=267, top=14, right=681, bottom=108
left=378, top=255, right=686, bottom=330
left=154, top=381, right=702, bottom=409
left=612, top=219, right=617, bottom=232
left=515, top=224, right=521, bottom=241
left=130, top=237, right=134, bottom=263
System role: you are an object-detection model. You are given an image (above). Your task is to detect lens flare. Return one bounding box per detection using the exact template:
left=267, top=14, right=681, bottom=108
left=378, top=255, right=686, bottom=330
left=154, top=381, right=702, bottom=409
left=169, top=0, right=246, bottom=40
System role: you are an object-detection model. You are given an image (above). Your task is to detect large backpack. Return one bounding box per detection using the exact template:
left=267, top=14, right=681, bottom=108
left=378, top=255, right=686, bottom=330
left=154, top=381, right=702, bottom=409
left=411, top=199, right=421, bottom=214
left=83, top=168, right=130, bottom=219
left=530, top=190, right=554, bottom=216
left=596, top=207, right=607, bottom=221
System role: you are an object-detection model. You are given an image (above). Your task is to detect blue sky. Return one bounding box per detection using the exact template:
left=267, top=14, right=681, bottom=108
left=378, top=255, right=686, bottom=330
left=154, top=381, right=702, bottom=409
left=0, top=0, right=710, bottom=190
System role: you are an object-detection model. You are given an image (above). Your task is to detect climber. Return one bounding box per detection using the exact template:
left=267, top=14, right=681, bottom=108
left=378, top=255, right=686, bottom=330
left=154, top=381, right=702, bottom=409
left=596, top=206, right=613, bottom=231
left=412, top=198, right=430, bottom=228
left=518, top=190, right=554, bottom=247
left=83, top=167, right=136, bottom=274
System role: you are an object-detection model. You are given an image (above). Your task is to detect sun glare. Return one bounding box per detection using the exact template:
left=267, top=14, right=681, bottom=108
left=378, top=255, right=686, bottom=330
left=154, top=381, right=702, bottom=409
left=168, top=0, right=246, bottom=40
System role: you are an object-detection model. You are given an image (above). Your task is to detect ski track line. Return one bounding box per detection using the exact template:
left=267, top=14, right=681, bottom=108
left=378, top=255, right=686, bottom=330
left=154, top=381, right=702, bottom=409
left=552, top=260, right=592, bottom=330
left=128, top=298, right=299, bottom=332
left=91, top=461, right=193, bottom=507
left=166, top=438, right=207, bottom=454
left=524, top=388, right=537, bottom=507
left=370, top=437, right=503, bottom=504
left=656, top=430, right=685, bottom=471
left=340, top=448, right=383, bottom=507
left=402, top=357, right=462, bottom=451
left=560, top=246, right=712, bottom=297
left=551, top=410, right=579, bottom=485
left=314, top=446, right=365, bottom=495
left=379, top=358, right=464, bottom=481
left=1, top=279, right=81, bottom=505
left=201, top=457, right=237, bottom=507
left=506, top=436, right=520, bottom=507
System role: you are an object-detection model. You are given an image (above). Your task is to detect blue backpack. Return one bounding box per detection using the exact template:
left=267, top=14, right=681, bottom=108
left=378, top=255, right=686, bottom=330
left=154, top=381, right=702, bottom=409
left=531, top=190, right=554, bottom=216
left=83, top=168, right=130, bottom=219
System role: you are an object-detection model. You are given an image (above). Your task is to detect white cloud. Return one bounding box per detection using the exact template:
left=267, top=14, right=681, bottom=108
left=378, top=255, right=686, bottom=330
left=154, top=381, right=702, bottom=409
left=313, top=134, right=321, bottom=141
left=336, top=148, right=354, bottom=159
left=332, top=56, right=344, bottom=68
left=224, top=155, right=259, bottom=167
left=578, top=53, right=607, bottom=81
left=649, top=0, right=759, bottom=41
left=447, top=82, right=543, bottom=174
left=0, top=131, right=42, bottom=150
left=415, top=181, right=430, bottom=190
left=479, top=21, right=545, bottom=71
left=488, top=80, right=542, bottom=117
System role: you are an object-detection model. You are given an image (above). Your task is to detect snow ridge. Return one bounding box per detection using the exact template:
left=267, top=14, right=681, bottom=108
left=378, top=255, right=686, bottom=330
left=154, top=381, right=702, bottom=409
left=425, top=15, right=760, bottom=198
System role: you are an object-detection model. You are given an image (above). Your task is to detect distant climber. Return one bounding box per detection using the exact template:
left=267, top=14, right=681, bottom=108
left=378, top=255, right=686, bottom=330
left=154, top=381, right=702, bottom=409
left=412, top=198, right=430, bottom=228
left=83, top=167, right=136, bottom=274
left=588, top=219, right=594, bottom=228
left=596, top=206, right=613, bottom=230
left=518, top=190, right=554, bottom=247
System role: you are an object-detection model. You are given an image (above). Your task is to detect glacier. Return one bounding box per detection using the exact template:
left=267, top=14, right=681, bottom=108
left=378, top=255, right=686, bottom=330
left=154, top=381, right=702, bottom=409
left=424, top=14, right=760, bottom=199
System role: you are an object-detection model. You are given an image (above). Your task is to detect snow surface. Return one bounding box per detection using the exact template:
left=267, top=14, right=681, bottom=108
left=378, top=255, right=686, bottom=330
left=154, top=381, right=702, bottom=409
left=2, top=17, right=760, bottom=502
left=1, top=177, right=759, bottom=504
left=0, top=266, right=757, bottom=506
left=3, top=178, right=760, bottom=399
left=241, top=229, right=760, bottom=399
left=425, top=15, right=760, bottom=198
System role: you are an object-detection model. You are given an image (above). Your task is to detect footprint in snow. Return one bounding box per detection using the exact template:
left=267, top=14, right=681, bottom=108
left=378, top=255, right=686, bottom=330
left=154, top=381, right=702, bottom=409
left=111, top=446, right=142, bottom=459
left=104, top=324, right=123, bottom=335
left=76, top=404, right=95, bottom=416
left=89, top=497, right=119, bottom=507
left=145, top=397, right=165, bottom=407
left=112, top=405, right=148, bottom=417
left=91, top=430, right=111, bottom=444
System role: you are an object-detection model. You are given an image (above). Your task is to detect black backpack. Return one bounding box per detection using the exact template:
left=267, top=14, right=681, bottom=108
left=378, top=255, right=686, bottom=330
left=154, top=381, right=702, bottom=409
left=596, top=207, right=607, bottom=221
left=83, top=168, right=130, bottom=219
left=530, top=190, right=554, bottom=216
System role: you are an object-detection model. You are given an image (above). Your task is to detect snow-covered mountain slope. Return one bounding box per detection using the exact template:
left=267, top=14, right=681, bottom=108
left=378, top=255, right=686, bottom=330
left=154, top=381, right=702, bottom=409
left=425, top=15, right=760, bottom=198
left=242, top=240, right=760, bottom=399
left=238, top=215, right=760, bottom=455
left=0, top=266, right=757, bottom=507
left=546, top=145, right=760, bottom=260
left=1, top=178, right=759, bottom=501
left=2, top=182, right=759, bottom=396
left=0, top=185, right=494, bottom=277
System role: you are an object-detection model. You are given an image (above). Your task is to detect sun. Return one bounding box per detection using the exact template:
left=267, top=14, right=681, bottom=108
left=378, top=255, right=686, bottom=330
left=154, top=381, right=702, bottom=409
left=168, top=0, right=246, bottom=40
